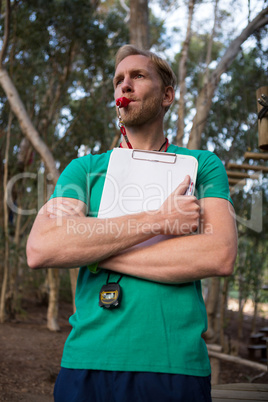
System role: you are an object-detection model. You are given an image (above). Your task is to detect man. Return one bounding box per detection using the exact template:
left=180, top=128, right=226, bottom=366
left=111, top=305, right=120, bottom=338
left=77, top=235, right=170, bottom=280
left=27, top=45, right=237, bottom=402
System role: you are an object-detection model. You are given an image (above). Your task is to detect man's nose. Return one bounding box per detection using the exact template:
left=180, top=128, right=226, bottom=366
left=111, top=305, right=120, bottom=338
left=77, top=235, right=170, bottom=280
left=121, top=78, right=133, bottom=93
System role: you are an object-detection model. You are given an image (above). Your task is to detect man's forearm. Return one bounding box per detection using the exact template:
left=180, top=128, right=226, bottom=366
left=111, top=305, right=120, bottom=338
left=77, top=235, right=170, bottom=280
left=100, top=198, right=238, bottom=284
left=100, top=231, right=237, bottom=284
left=27, top=212, right=162, bottom=269
left=27, top=178, right=200, bottom=269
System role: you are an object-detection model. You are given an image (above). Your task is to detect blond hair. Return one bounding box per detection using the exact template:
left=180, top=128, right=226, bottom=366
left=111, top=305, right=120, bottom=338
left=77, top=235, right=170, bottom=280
left=115, top=45, right=177, bottom=90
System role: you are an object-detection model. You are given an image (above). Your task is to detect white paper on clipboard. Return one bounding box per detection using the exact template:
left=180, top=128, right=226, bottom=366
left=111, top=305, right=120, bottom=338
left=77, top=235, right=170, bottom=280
left=97, top=148, right=198, bottom=248
left=98, top=148, right=198, bottom=219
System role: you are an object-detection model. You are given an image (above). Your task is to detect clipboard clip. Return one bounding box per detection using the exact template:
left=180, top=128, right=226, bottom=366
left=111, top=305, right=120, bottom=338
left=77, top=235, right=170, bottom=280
left=132, top=149, right=177, bottom=164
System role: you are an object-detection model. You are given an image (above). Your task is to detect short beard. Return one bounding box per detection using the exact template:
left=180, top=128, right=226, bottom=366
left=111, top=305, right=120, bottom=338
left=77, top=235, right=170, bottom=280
left=122, top=96, right=163, bottom=127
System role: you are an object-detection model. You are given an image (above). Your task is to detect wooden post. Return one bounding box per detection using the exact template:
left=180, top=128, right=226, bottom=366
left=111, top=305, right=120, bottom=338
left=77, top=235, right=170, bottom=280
left=227, top=162, right=268, bottom=173
left=244, top=151, right=268, bottom=160
left=228, top=178, right=246, bottom=186
left=226, top=170, right=260, bottom=179
left=207, top=344, right=222, bottom=385
left=256, top=87, right=268, bottom=150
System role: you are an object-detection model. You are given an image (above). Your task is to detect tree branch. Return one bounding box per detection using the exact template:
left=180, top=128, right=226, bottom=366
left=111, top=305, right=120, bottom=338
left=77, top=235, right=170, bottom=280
left=0, top=0, right=11, bottom=67
left=47, top=42, right=76, bottom=124
left=176, top=0, right=195, bottom=147
left=0, top=68, right=59, bottom=184
left=204, top=0, right=218, bottom=85
left=187, top=6, right=268, bottom=149
left=119, top=0, right=130, bottom=22
left=213, top=6, right=268, bottom=84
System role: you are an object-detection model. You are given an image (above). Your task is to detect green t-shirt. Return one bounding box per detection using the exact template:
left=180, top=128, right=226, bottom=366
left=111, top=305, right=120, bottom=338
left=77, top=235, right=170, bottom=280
left=51, top=144, right=232, bottom=376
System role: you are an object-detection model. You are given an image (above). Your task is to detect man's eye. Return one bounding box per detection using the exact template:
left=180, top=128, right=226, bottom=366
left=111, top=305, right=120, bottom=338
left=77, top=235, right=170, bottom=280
left=135, top=74, right=143, bottom=79
left=116, top=79, right=123, bottom=86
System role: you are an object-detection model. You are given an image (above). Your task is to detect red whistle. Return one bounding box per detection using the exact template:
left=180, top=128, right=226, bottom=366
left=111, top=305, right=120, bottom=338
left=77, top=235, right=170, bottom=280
left=116, top=97, right=131, bottom=108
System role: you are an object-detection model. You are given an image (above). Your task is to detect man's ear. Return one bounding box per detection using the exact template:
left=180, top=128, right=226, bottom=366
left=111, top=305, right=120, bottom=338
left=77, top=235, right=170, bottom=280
left=162, top=86, right=175, bottom=109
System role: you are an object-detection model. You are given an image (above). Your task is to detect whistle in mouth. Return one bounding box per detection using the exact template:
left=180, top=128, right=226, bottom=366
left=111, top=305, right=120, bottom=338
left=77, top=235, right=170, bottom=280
left=116, top=97, right=131, bottom=108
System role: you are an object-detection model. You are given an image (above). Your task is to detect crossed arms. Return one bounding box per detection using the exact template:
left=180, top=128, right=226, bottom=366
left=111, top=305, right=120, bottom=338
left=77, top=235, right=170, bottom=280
left=26, top=176, right=237, bottom=284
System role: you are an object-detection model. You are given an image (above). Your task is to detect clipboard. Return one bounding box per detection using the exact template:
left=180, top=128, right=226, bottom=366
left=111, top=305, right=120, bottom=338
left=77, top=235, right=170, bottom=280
left=98, top=148, right=198, bottom=219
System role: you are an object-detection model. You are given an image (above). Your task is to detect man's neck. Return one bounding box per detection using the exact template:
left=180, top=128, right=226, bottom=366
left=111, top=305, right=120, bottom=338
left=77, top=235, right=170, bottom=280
left=121, top=122, right=166, bottom=151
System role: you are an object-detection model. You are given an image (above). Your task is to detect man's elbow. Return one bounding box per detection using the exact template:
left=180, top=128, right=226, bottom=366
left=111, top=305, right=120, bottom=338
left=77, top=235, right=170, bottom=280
left=26, top=239, right=45, bottom=269
left=218, top=243, right=237, bottom=277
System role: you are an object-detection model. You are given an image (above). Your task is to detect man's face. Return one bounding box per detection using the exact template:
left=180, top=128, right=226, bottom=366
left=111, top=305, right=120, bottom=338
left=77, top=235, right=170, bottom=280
left=113, top=55, right=165, bottom=127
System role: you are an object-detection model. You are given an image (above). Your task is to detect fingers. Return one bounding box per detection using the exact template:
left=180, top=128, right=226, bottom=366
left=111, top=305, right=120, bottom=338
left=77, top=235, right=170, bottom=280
left=158, top=175, right=201, bottom=235
left=47, top=200, right=84, bottom=218
left=175, top=175, right=191, bottom=196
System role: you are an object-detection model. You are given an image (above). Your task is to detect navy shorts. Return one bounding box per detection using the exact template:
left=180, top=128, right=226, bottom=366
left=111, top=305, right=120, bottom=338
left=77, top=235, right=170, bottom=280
left=54, top=368, right=211, bottom=402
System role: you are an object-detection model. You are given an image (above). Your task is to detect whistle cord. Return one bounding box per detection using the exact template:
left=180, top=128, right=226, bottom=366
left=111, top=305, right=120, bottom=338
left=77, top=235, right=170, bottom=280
left=119, top=125, right=133, bottom=149
left=119, top=136, right=169, bottom=152
left=156, top=138, right=169, bottom=152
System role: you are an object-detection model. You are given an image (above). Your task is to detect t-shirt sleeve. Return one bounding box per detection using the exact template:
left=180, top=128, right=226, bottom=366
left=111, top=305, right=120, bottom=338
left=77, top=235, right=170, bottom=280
left=50, top=158, right=89, bottom=205
left=196, top=151, right=233, bottom=205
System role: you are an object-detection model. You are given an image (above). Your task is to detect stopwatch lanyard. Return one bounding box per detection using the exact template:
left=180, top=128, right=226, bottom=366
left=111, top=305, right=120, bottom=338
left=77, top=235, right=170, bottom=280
left=107, top=272, right=123, bottom=285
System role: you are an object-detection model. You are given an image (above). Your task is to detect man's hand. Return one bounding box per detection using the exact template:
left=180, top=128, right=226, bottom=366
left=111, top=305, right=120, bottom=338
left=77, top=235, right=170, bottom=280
left=157, top=175, right=200, bottom=236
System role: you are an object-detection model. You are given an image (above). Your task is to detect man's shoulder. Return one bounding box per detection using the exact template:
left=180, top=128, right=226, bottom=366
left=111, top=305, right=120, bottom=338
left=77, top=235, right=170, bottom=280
left=167, top=144, right=217, bottom=164
left=67, top=150, right=113, bottom=170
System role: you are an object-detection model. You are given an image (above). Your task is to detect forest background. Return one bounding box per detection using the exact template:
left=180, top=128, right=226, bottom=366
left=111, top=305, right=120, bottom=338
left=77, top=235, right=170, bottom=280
left=0, top=0, right=268, bottom=393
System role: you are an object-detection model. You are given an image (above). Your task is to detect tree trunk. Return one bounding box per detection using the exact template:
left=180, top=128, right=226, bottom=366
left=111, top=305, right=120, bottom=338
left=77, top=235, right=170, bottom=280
left=251, top=301, right=258, bottom=334
left=0, top=68, right=83, bottom=326
left=0, top=112, right=12, bottom=323
left=70, top=268, right=79, bottom=313
left=203, top=0, right=219, bottom=86
left=204, top=277, right=221, bottom=343
left=0, top=68, right=59, bottom=184
left=187, top=6, right=268, bottom=149
left=0, top=149, right=4, bottom=241
left=10, top=191, right=23, bottom=314
left=129, top=0, right=150, bottom=50
left=0, top=0, right=11, bottom=67
left=176, top=0, right=195, bottom=147
left=238, top=297, right=245, bottom=341
left=110, top=131, right=121, bottom=150
left=47, top=268, right=60, bottom=331
left=43, top=168, right=61, bottom=331
left=220, top=277, right=229, bottom=352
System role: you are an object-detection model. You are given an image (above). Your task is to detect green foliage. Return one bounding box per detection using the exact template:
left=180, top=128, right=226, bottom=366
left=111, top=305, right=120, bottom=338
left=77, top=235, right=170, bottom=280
left=233, top=236, right=268, bottom=306
left=0, top=0, right=171, bottom=310
left=202, top=47, right=268, bottom=159
left=1, top=0, right=129, bottom=164
left=149, top=10, right=167, bottom=50
left=172, top=31, right=224, bottom=111
left=0, top=0, right=130, bottom=311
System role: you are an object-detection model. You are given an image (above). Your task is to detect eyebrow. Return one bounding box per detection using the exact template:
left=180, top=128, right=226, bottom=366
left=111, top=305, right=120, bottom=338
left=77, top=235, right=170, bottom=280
left=113, top=68, right=150, bottom=86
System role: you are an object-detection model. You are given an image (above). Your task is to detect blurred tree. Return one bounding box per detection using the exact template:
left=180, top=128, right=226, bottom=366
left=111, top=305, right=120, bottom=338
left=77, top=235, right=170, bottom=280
left=176, top=0, right=196, bottom=147
left=201, top=46, right=268, bottom=160
left=234, top=235, right=267, bottom=339
left=187, top=5, right=268, bottom=149
left=172, top=2, right=268, bottom=344
left=130, top=0, right=150, bottom=49
left=172, top=2, right=268, bottom=149
left=0, top=0, right=166, bottom=325
left=0, top=0, right=129, bottom=325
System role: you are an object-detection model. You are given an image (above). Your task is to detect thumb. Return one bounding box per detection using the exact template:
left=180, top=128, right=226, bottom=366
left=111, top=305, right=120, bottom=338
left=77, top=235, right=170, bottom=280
left=176, top=175, right=191, bottom=195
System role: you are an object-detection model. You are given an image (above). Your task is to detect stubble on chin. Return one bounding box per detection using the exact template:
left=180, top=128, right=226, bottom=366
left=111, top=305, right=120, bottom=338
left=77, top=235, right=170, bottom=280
left=122, top=97, right=163, bottom=127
